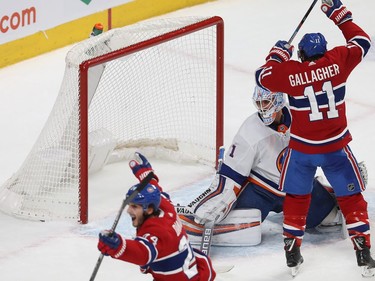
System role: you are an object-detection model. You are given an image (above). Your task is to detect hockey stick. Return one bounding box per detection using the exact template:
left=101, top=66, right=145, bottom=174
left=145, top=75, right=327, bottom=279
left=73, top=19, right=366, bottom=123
left=199, top=146, right=225, bottom=256
left=89, top=171, right=155, bottom=281
left=288, top=0, right=318, bottom=45
left=200, top=219, right=216, bottom=256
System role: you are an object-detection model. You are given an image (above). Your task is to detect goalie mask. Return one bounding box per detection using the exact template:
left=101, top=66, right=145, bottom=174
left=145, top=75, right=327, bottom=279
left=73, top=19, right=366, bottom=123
left=252, top=86, right=285, bottom=125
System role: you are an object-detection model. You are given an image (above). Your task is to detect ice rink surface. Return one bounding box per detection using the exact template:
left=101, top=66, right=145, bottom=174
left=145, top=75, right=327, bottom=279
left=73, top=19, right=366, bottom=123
left=1, top=0, right=375, bottom=280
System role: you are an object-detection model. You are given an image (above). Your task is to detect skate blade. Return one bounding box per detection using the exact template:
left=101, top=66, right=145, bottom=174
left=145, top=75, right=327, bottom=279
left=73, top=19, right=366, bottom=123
left=290, top=264, right=301, bottom=277
left=215, top=265, right=234, bottom=273
left=361, top=266, right=375, bottom=278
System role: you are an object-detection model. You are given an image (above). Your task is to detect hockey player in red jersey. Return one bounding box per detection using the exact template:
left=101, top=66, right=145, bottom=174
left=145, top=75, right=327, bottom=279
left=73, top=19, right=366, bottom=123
left=255, top=0, right=373, bottom=276
left=181, top=86, right=346, bottom=248
left=97, top=152, right=216, bottom=281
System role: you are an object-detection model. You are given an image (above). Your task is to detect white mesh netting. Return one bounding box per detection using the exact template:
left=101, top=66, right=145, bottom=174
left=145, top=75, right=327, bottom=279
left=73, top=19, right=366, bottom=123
left=0, top=16, right=223, bottom=222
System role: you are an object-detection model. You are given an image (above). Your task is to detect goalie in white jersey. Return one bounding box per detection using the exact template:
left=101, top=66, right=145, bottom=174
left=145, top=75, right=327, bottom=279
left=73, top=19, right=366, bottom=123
left=179, top=86, right=343, bottom=246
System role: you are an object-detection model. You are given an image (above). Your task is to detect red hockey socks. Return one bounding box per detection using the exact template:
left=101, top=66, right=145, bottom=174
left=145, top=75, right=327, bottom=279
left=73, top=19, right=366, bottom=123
left=282, top=193, right=311, bottom=247
left=337, top=193, right=371, bottom=249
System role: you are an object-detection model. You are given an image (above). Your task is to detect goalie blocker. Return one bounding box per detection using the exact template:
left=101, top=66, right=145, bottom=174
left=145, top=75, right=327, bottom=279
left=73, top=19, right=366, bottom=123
left=176, top=207, right=262, bottom=246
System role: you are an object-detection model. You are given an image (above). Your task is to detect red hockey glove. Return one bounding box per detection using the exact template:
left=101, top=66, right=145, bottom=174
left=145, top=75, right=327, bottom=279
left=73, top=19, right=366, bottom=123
left=321, top=0, right=352, bottom=25
left=266, top=40, right=294, bottom=63
left=98, top=230, right=126, bottom=258
left=129, top=152, right=159, bottom=183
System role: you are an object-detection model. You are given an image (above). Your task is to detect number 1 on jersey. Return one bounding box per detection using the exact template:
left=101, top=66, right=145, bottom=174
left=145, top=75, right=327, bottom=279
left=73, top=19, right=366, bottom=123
left=304, top=81, right=339, bottom=121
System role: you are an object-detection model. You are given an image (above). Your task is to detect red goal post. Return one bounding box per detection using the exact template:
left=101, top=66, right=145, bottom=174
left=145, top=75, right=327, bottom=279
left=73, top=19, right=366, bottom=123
left=0, top=16, right=224, bottom=224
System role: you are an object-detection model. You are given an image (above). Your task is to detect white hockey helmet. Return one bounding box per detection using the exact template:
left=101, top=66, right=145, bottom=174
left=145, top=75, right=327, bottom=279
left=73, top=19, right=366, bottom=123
left=252, top=85, right=285, bottom=125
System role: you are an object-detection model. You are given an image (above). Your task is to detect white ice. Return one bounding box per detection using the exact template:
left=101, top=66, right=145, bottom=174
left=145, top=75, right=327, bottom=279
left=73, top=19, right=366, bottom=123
left=1, top=0, right=375, bottom=280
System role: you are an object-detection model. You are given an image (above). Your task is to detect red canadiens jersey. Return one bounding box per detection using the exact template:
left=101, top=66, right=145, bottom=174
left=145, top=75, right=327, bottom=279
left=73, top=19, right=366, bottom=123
left=255, top=21, right=371, bottom=154
left=116, top=192, right=216, bottom=281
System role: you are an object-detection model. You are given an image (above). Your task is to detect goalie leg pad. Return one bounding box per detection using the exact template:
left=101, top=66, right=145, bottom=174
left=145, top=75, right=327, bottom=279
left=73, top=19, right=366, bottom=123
left=179, top=209, right=262, bottom=246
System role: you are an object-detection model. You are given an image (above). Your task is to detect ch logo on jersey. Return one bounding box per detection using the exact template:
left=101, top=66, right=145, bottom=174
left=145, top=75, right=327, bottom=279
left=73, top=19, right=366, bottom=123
left=276, top=147, right=287, bottom=173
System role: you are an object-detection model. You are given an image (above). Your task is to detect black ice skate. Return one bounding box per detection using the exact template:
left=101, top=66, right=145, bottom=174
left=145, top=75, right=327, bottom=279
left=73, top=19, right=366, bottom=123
left=284, top=238, right=304, bottom=276
left=353, top=236, right=375, bottom=277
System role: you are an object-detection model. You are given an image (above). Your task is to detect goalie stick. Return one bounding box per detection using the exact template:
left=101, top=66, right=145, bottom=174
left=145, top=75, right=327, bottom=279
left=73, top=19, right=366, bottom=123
left=199, top=146, right=225, bottom=256
left=200, top=219, right=216, bottom=256
left=89, top=172, right=155, bottom=281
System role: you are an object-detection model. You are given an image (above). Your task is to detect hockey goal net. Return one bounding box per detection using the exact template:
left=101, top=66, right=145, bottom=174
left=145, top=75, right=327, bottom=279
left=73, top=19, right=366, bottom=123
left=0, top=16, right=224, bottom=223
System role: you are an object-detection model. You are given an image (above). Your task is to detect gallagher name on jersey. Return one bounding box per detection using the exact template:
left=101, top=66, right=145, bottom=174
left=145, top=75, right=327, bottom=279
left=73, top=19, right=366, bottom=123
left=289, top=63, right=340, bottom=86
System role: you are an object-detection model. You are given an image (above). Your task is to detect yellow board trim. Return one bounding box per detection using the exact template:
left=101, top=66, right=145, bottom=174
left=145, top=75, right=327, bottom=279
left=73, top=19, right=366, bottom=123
left=1, top=0, right=214, bottom=68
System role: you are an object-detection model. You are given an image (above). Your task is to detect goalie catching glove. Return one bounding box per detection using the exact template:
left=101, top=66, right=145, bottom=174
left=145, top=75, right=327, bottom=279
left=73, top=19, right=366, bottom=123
left=187, top=173, right=242, bottom=225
